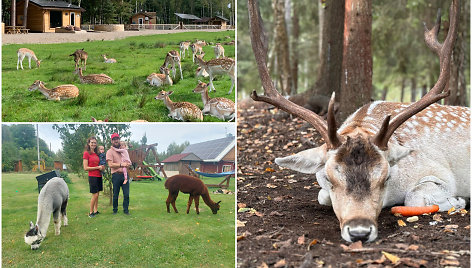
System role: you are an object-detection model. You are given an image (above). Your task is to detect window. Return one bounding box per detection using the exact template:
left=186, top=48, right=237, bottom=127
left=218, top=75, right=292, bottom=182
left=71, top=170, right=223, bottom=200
left=50, top=11, right=62, bottom=28
left=222, top=165, right=232, bottom=172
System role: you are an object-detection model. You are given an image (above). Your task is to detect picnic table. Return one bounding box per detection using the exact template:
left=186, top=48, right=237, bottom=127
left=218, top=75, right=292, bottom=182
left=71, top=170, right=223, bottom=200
left=5, top=26, right=29, bottom=34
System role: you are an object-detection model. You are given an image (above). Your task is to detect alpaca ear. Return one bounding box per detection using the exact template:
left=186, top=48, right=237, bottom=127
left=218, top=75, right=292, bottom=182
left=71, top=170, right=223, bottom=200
left=216, top=201, right=221, bottom=205
left=35, top=224, right=39, bottom=232
left=29, top=221, right=34, bottom=229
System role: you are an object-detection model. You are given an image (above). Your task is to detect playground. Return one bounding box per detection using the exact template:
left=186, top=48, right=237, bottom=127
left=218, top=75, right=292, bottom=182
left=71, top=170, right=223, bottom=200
left=2, top=172, right=235, bottom=267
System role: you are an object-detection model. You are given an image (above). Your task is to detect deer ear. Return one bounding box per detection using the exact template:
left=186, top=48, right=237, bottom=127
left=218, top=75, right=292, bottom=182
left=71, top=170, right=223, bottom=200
left=168, top=91, right=174, bottom=95
left=275, top=145, right=327, bottom=174
left=387, top=143, right=412, bottom=166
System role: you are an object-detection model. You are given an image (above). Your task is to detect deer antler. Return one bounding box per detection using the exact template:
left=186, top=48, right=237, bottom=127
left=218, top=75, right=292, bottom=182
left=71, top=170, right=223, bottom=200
left=373, top=0, right=460, bottom=150
left=248, top=0, right=343, bottom=149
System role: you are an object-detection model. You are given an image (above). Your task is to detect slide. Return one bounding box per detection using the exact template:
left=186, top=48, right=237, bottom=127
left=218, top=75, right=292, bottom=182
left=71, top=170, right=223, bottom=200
left=142, top=161, right=164, bottom=181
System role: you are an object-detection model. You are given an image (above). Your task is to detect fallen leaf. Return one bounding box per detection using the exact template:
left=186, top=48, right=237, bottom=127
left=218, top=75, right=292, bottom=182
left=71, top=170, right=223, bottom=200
left=460, top=208, right=468, bottom=216
left=287, top=179, right=297, bottom=183
left=257, top=262, right=269, bottom=268
left=447, top=207, right=456, bottom=215
left=265, top=167, right=275, bottom=173
left=406, top=216, right=419, bottom=222
left=433, top=214, right=443, bottom=222
left=394, top=243, right=409, bottom=250
left=254, top=211, right=264, bottom=217
left=237, top=220, right=247, bottom=227
left=269, top=211, right=284, bottom=216
left=440, top=258, right=460, bottom=266
left=349, top=241, right=363, bottom=250
left=398, top=219, right=406, bottom=227
left=303, top=186, right=312, bottom=190
left=382, top=251, right=400, bottom=264
left=238, top=208, right=252, bottom=213
left=400, top=257, right=428, bottom=267
left=238, top=203, right=247, bottom=209
left=408, top=245, right=420, bottom=251
left=445, top=224, right=459, bottom=229
left=237, top=235, right=246, bottom=241
left=266, top=183, right=277, bottom=188
left=465, top=225, right=470, bottom=229
left=297, top=235, right=305, bottom=245
left=274, top=259, right=286, bottom=268
left=307, top=239, right=318, bottom=250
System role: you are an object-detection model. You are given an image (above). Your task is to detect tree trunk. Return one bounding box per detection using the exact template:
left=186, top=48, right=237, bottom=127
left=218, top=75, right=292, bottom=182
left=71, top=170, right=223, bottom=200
left=422, top=84, right=427, bottom=97
left=410, top=77, right=416, bottom=102
left=339, top=0, right=372, bottom=122
left=291, top=0, right=299, bottom=92
left=400, top=78, right=405, bottom=102
left=381, top=86, right=388, bottom=101
left=11, top=0, right=16, bottom=26
left=273, top=0, right=292, bottom=95
left=23, top=0, right=29, bottom=27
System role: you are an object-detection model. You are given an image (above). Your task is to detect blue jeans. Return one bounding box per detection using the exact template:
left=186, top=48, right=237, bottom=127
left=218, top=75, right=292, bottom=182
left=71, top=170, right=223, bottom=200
left=112, top=172, right=129, bottom=213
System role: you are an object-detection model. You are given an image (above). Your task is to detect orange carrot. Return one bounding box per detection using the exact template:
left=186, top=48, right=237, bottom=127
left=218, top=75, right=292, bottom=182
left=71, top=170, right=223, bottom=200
left=391, top=205, right=439, bottom=216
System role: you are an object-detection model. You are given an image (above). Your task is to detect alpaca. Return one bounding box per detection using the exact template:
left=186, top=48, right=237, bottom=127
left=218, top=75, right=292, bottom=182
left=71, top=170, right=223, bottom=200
left=165, top=175, right=221, bottom=214
left=24, top=177, right=69, bottom=250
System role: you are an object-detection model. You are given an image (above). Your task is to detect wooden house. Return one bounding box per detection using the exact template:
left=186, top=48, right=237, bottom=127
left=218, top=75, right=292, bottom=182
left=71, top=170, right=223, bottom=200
left=162, top=153, right=201, bottom=177
left=194, top=15, right=229, bottom=29
left=130, top=12, right=157, bottom=25
left=181, top=136, right=235, bottom=174
left=15, top=0, right=84, bottom=32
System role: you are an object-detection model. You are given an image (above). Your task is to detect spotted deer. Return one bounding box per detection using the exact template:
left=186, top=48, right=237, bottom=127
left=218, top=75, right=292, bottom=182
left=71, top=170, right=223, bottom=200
left=192, top=80, right=235, bottom=121
left=70, top=49, right=88, bottom=71
left=76, top=68, right=114, bottom=84
left=190, top=43, right=204, bottom=63
left=195, top=66, right=210, bottom=78
left=17, top=48, right=41, bottom=70
left=195, top=53, right=235, bottom=94
left=213, top=43, right=225, bottom=59
left=102, top=54, right=117, bottom=63
left=147, top=67, right=173, bottom=87
left=248, top=0, right=468, bottom=243
left=28, top=80, right=79, bottom=101
left=160, top=50, right=183, bottom=80
left=154, top=90, right=203, bottom=122
left=180, top=41, right=191, bottom=59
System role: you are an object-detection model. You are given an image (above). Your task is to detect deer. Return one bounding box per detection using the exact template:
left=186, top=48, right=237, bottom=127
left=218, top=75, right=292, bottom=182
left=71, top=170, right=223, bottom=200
left=192, top=80, right=235, bottom=121
left=247, top=0, right=468, bottom=243
left=160, top=50, right=183, bottom=80
left=195, top=66, right=210, bottom=78
left=154, top=90, right=203, bottom=122
left=24, top=177, right=69, bottom=250
left=101, top=54, right=117, bottom=63
left=194, top=53, right=235, bottom=94
left=165, top=174, right=221, bottom=214
left=17, top=48, right=41, bottom=70
left=28, top=80, right=79, bottom=101
left=195, top=40, right=207, bottom=46
left=190, top=43, right=204, bottom=63
left=70, top=48, right=88, bottom=71
left=75, top=67, right=114, bottom=84
left=213, top=43, right=225, bottom=59
left=147, top=67, right=173, bottom=87
left=179, top=41, right=191, bottom=59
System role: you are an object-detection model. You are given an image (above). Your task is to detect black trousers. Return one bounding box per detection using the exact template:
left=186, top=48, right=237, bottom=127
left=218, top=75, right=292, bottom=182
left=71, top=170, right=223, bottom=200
left=112, top=172, right=129, bottom=213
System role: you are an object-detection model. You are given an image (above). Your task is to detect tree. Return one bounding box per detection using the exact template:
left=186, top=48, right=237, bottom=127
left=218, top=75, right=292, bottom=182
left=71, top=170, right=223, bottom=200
left=140, top=132, right=148, bottom=146
left=273, top=0, right=292, bottom=95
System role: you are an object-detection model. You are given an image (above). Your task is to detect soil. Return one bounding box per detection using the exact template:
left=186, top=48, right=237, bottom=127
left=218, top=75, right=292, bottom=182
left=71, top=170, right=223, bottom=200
left=237, top=98, right=470, bottom=268
left=2, top=29, right=225, bottom=45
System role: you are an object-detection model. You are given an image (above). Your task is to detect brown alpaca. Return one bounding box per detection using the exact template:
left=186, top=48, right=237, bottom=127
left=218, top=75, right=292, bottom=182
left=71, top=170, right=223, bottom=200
left=165, top=175, right=221, bottom=214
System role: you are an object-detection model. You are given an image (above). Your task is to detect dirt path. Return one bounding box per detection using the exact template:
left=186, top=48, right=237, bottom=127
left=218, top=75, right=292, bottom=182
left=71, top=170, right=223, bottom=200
left=2, top=29, right=228, bottom=45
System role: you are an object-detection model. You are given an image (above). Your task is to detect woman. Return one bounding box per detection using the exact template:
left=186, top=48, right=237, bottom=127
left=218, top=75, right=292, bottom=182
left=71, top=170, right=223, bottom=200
left=83, top=136, right=104, bottom=218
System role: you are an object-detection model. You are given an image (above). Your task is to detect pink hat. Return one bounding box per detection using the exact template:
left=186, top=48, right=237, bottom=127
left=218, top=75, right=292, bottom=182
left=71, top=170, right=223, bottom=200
left=111, top=133, right=120, bottom=140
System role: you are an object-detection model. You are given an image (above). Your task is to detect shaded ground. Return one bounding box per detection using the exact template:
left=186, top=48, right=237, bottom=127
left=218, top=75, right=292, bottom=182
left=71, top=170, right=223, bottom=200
left=237, top=98, right=470, bottom=268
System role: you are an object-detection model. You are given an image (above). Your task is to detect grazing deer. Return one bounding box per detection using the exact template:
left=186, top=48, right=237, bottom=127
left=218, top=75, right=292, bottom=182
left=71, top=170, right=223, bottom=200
left=28, top=80, right=79, bottom=101
left=195, top=40, right=207, bottom=46
left=17, top=48, right=41, bottom=70
left=146, top=67, right=173, bottom=87
left=160, top=50, right=183, bottom=80
left=195, top=66, right=210, bottom=78
left=101, top=54, right=117, bottom=63
left=154, top=90, right=203, bottom=122
left=247, top=0, right=468, bottom=243
left=190, top=43, right=204, bottom=63
left=165, top=174, right=221, bottom=214
left=76, top=68, right=114, bottom=84
left=24, top=177, right=69, bottom=250
left=193, top=81, right=235, bottom=121
left=195, top=54, right=235, bottom=94
left=213, top=43, right=225, bottom=59
left=179, top=41, right=191, bottom=59
left=70, top=49, right=88, bottom=71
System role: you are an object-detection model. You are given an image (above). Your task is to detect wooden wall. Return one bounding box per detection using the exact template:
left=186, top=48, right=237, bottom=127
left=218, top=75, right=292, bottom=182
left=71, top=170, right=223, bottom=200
left=15, top=2, right=81, bottom=32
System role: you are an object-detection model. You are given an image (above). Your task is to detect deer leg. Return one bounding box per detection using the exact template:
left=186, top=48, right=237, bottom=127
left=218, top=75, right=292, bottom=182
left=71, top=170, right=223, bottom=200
left=84, top=58, right=87, bottom=70
left=28, top=57, right=32, bottom=69
left=405, top=176, right=466, bottom=211
left=187, top=195, right=194, bottom=214
left=17, top=57, right=21, bottom=70
left=209, top=75, right=216, bottom=92
left=178, top=61, right=183, bottom=80
left=53, top=209, right=61, bottom=235
left=194, top=195, right=200, bottom=214
left=227, top=74, right=235, bottom=95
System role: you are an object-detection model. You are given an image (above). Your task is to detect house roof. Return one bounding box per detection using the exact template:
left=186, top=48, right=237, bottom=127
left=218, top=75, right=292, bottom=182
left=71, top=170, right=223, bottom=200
left=193, top=17, right=211, bottom=23
left=133, top=12, right=156, bottom=18
left=175, top=13, right=200, bottom=20
left=182, top=136, right=235, bottom=162
left=27, top=0, right=85, bottom=11
left=214, top=15, right=229, bottom=22
left=162, top=153, right=201, bottom=163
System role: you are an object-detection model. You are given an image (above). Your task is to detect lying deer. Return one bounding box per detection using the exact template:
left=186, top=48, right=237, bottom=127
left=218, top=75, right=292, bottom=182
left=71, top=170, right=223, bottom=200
left=24, top=177, right=69, bottom=250
left=165, top=174, right=221, bottom=214
left=17, top=48, right=41, bottom=70
left=213, top=43, right=225, bottom=59
left=195, top=53, right=235, bottom=94
left=161, top=50, right=183, bottom=80
left=247, top=0, right=468, bottom=243
left=70, top=48, right=88, bottom=71
left=102, top=54, right=117, bottom=63
left=147, top=67, right=173, bottom=87
left=179, top=41, right=191, bottom=59
left=76, top=68, right=114, bottom=84
left=190, top=43, right=204, bottom=63
left=28, top=80, right=79, bottom=101
left=193, top=80, right=235, bottom=121
left=154, top=90, right=203, bottom=122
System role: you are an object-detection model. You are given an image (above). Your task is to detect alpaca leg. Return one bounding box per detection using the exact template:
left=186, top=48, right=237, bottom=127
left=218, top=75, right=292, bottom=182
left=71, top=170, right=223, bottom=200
left=61, top=199, right=68, bottom=226
left=53, top=210, right=61, bottom=235
left=187, top=195, right=194, bottom=214
left=166, top=193, right=173, bottom=213
left=194, top=195, right=200, bottom=215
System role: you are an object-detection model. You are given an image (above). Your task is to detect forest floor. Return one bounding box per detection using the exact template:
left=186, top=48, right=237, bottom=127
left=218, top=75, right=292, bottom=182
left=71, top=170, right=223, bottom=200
left=237, top=98, right=470, bottom=268
left=2, top=29, right=227, bottom=45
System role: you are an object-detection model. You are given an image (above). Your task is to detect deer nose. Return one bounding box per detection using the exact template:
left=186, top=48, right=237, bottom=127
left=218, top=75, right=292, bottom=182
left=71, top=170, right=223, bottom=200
left=343, top=219, right=377, bottom=243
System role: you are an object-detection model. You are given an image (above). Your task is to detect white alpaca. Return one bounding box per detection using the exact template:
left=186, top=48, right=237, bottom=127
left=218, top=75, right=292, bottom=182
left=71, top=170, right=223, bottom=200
left=24, top=177, right=69, bottom=250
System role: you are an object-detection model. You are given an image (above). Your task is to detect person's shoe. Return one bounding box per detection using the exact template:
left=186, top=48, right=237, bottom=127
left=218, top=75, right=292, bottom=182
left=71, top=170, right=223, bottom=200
left=88, top=212, right=96, bottom=218
left=113, top=211, right=118, bottom=215
left=124, top=211, right=130, bottom=215
left=94, top=211, right=100, bottom=215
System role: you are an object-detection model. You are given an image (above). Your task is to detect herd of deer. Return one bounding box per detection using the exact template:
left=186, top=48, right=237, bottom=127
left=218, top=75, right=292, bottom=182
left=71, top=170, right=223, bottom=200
left=17, top=39, right=235, bottom=122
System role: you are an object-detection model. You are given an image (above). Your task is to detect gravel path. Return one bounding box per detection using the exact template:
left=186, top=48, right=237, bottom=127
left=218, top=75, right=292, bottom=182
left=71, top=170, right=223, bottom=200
left=2, top=29, right=228, bottom=45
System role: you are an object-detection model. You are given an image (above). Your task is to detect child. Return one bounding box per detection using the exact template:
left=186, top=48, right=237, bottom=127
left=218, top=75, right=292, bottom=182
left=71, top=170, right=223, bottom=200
left=98, top=146, right=107, bottom=175
left=113, top=141, right=132, bottom=185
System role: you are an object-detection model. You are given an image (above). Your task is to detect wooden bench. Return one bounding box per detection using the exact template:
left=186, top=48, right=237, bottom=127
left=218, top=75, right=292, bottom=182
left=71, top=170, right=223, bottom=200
left=5, top=26, right=29, bottom=34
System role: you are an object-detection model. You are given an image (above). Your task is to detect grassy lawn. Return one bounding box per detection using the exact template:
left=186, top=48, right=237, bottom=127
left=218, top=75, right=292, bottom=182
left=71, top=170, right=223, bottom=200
left=2, top=172, right=235, bottom=267
left=2, top=31, right=235, bottom=122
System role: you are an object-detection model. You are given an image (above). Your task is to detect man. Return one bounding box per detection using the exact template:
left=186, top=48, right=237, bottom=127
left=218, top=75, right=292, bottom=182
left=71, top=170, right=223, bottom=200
left=106, top=133, right=131, bottom=215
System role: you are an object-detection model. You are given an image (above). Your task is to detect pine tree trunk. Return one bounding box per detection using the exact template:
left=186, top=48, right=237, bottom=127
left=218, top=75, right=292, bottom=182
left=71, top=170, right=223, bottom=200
left=273, top=0, right=292, bottom=95
left=410, top=78, right=416, bottom=102
left=400, top=78, right=405, bottom=102
left=291, top=1, right=299, bottom=92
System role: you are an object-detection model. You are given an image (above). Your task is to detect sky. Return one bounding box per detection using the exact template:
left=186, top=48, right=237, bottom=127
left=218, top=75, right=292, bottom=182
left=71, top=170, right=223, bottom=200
left=25, top=123, right=236, bottom=153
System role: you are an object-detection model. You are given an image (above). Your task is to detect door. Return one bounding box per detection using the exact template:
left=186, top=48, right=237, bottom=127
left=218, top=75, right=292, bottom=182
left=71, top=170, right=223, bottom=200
left=138, top=18, right=143, bottom=24
left=70, top=12, right=75, bottom=26
left=50, top=11, right=62, bottom=28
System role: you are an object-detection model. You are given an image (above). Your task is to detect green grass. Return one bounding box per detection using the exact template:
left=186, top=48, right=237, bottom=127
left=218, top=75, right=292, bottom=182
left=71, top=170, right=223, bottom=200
left=2, top=31, right=235, bottom=122
left=2, top=173, right=235, bottom=267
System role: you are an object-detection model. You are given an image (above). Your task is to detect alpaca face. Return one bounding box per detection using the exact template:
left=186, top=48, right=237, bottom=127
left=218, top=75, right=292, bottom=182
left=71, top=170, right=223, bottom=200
left=25, top=222, right=43, bottom=250
left=211, top=201, right=221, bottom=214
